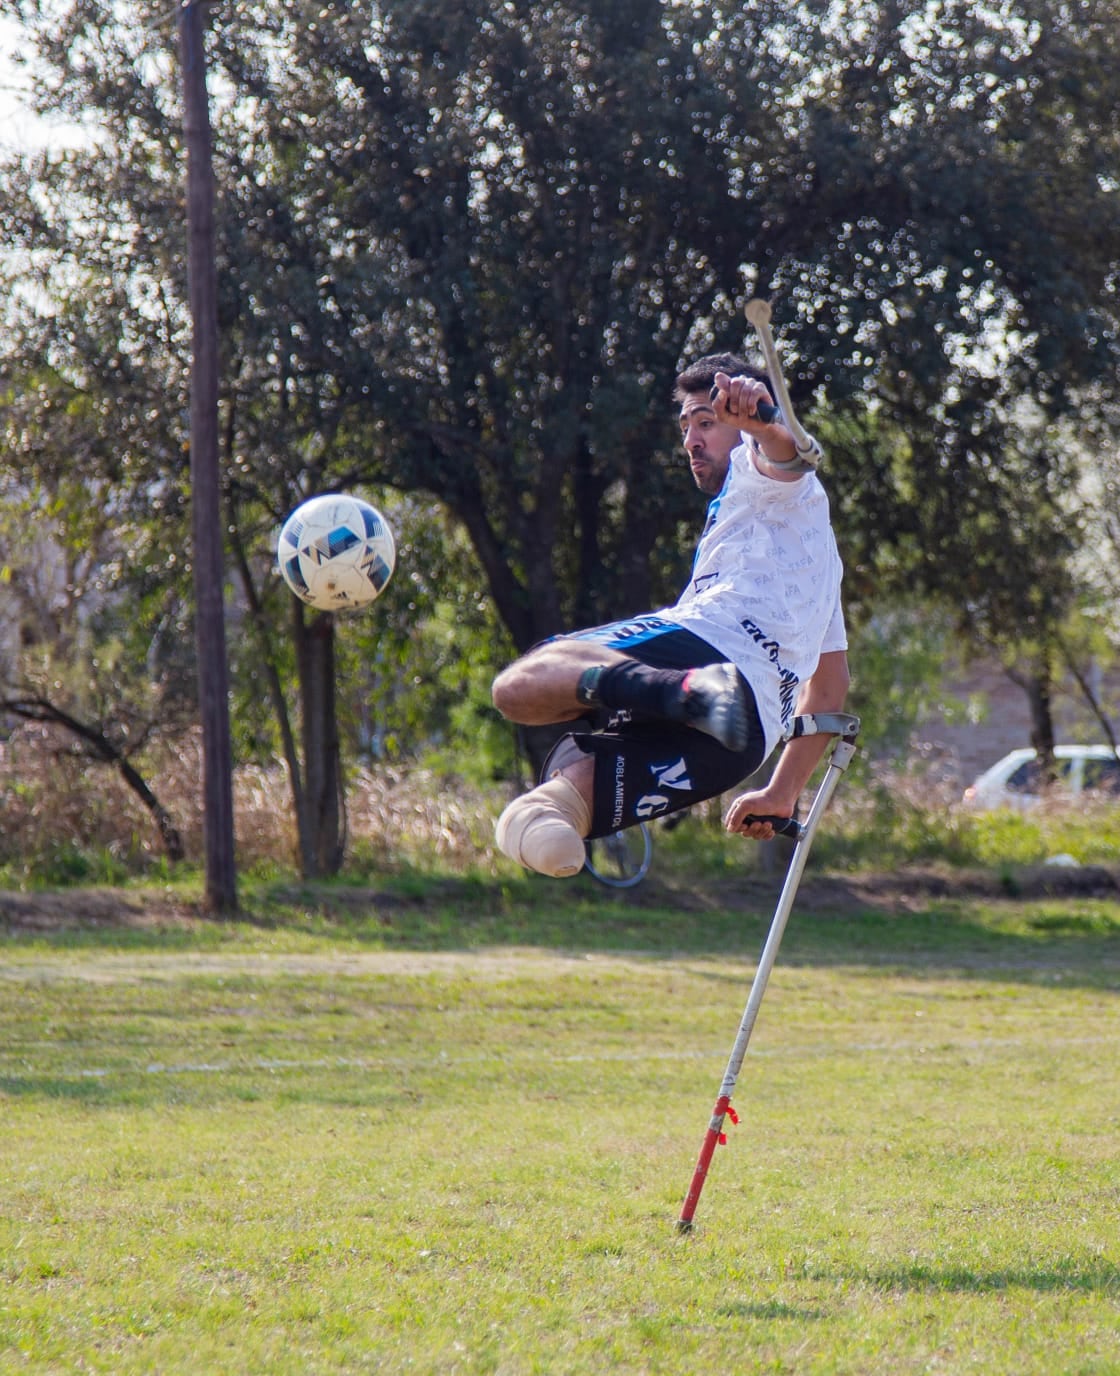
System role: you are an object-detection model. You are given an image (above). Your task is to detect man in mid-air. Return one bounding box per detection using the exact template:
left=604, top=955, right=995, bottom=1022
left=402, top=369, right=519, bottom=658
left=491, top=353, right=849, bottom=877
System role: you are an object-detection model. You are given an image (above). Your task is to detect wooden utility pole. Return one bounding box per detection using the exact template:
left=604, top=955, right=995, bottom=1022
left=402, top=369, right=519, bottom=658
left=178, top=0, right=238, bottom=913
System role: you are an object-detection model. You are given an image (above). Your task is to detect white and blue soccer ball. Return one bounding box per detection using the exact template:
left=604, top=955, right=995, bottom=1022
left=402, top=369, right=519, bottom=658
left=276, top=493, right=396, bottom=612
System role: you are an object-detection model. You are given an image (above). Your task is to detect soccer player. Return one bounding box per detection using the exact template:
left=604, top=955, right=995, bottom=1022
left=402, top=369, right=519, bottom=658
left=491, top=353, right=850, bottom=877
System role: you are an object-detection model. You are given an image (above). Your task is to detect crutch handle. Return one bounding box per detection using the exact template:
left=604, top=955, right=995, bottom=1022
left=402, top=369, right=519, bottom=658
left=708, top=383, right=780, bottom=426
left=741, top=814, right=804, bottom=841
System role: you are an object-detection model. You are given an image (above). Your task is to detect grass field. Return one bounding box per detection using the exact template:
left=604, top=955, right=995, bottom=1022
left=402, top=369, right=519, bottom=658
left=2, top=868, right=1119, bottom=1374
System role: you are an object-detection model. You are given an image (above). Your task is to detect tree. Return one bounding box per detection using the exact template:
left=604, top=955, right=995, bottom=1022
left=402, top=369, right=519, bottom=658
left=815, top=398, right=1088, bottom=772
left=179, top=0, right=237, bottom=911
left=202, top=0, right=1119, bottom=657
left=1, top=0, right=1117, bottom=841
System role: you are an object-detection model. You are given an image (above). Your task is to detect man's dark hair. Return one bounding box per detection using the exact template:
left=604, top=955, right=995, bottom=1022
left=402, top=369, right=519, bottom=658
left=674, top=353, right=771, bottom=403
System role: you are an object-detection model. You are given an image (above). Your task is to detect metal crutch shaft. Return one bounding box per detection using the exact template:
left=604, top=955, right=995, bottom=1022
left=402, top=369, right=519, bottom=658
left=677, top=727, right=859, bottom=1233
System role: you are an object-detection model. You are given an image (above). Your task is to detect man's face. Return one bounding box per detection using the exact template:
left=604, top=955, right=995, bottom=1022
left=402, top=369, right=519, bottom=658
left=678, top=390, right=741, bottom=497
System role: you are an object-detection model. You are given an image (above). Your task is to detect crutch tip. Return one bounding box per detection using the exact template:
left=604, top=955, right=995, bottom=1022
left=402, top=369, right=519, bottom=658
left=675, top=1218, right=694, bottom=1235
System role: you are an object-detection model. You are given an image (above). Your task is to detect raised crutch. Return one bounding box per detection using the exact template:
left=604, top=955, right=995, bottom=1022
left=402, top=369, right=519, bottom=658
left=676, top=713, right=860, bottom=1233
left=744, top=296, right=822, bottom=475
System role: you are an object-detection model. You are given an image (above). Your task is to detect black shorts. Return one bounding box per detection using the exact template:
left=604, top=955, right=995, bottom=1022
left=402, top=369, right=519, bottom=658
left=541, top=616, right=765, bottom=838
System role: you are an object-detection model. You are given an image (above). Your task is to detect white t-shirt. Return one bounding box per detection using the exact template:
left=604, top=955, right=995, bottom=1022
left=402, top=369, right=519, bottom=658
left=661, top=436, right=846, bottom=756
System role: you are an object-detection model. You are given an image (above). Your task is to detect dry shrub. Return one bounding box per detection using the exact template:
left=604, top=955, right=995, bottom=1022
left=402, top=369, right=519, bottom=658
left=232, top=761, right=504, bottom=871
left=229, top=759, right=299, bottom=867
left=823, top=755, right=964, bottom=834
left=0, top=722, right=504, bottom=877
left=231, top=761, right=503, bottom=871
left=0, top=723, right=206, bottom=874
left=343, top=765, right=502, bottom=870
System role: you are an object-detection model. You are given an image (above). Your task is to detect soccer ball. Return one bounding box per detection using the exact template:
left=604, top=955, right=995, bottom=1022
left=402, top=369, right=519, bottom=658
left=276, top=493, right=396, bottom=612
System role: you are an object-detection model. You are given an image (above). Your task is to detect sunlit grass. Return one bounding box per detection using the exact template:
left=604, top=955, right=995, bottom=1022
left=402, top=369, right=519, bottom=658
left=2, top=882, right=1119, bottom=1373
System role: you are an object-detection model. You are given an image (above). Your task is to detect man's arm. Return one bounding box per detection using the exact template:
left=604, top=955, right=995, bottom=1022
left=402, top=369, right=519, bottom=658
left=724, top=650, right=851, bottom=838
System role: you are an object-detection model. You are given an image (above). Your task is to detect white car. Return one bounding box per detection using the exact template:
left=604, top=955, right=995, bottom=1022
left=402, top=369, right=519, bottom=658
left=961, top=744, right=1120, bottom=810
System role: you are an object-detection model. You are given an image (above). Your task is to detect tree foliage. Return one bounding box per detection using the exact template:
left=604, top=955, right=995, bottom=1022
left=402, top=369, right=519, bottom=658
left=0, top=0, right=1118, bottom=845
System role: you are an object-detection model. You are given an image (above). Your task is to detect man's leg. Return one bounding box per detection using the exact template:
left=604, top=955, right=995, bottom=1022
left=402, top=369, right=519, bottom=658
left=492, top=622, right=761, bottom=878
left=492, top=639, right=751, bottom=751
left=496, top=708, right=766, bottom=878
left=494, top=752, right=595, bottom=878
left=491, top=641, right=629, bottom=726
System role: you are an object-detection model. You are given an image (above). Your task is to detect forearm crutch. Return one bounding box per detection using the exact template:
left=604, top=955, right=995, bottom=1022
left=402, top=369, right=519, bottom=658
left=676, top=713, right=860, bottom=1233
left=744, top=296, right=821, bottom=474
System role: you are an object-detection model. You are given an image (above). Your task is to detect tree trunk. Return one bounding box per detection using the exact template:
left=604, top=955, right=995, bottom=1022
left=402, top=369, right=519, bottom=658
left=1027, top=680, right=1057, bottom=783
left=516, top=721, right=582, bottom=786
left=179, top=0, right=237, bottom=913
left=1018, top=662, right=1058, bottom=785
left=229, top=519, right=313, bottom=872
left=297, top=610, right=344, bottom=876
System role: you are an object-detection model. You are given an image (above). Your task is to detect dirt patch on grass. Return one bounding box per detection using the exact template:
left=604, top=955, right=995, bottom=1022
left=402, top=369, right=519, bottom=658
left=630, top=863, right=1120, bottom=917
left=2, top=863, right=1118, bottom=937
left=0, top=889, right=201, bottom=934
left=805, top=864, right=1120, bottom=909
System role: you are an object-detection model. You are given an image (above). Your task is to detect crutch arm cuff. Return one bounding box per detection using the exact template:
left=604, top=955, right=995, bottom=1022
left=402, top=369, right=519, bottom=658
left=784, top=712, right=860, bottom=742
left=767, top=435, right=823, bottom=473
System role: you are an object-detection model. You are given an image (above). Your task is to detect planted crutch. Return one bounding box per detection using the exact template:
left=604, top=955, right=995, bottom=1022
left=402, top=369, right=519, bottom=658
left=676, top=712, right=860, bottom=1233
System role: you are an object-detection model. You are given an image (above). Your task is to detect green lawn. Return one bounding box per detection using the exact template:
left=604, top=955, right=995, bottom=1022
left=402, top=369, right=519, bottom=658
left=2, top=874, right=1119, bottom=1373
